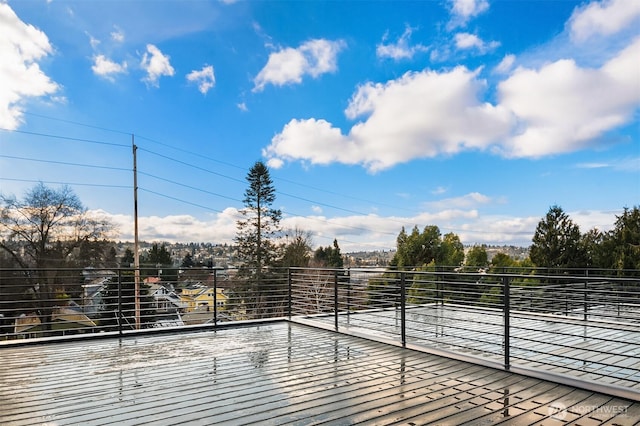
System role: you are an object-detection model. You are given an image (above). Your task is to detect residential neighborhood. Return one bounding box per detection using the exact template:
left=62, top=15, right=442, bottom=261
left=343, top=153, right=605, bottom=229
left=10, top=266, right=235, bottom=338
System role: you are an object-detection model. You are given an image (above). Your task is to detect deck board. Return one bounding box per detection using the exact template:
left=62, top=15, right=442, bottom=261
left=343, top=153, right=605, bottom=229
left=308, top=305, right=640, bottom=393
left=0, top=321, right=638, bottom=425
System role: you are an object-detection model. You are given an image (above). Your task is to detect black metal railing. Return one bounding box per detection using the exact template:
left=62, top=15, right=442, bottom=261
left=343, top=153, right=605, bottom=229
left=1, top=266, right=639, bottom=398
left=287, top=267, right=640, bottom=399
left=0, top=267, right=289, bottom=339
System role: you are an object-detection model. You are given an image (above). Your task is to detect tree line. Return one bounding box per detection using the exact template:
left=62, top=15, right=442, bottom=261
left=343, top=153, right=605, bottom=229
left=1, top=164, right=638, bottom=329
left=387, top=204, right=639, bottom=275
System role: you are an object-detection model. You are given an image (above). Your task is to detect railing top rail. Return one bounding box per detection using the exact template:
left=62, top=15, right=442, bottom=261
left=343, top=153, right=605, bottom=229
left=289, top=267, right=640, bottom=282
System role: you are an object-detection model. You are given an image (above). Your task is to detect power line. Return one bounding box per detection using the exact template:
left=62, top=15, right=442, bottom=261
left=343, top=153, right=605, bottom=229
left=138, top=188, right=226, bottom=214
left=0, top=177, right=131, bottom=189
left=10, top=112, right=419, bottom=216
left=0, top=128, right=130, bottom=148
left=137, top=146, right=410, bottom=223
left=0, top=155, right=130, bottom=172
left=135, top=134, right=246, bottom=172
left=2, top=115, right=538, bottom=242
left=137, top=147, right=246, bottom=185
left=22, top=112, right=133, bottom=136
left=138, top=171, right=242, bottom=203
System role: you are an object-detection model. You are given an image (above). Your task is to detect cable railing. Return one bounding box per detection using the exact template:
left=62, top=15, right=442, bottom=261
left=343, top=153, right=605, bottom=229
left=1, top=266, right=639, bottom=399
left=287, top=267, right=640, bottom=400
left=0, top=267, right=289, bottom=339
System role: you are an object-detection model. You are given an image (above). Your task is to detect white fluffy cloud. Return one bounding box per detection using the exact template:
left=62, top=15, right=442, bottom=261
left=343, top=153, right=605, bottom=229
left=253, top=39, right=345, bottom=92
left=569, top=0, right=640, bottom=42
left=101, top=204, right=624, bottom=252
left=454, top=32, right=500, bottom=53
left=376, top=26, right=428, bottom=61
left=92, top=55, right=127, bottom=81
left=265, top=29, right=639, bottom=171
left=0, top=3, right=59, bottom=130
left=140, top=44, right=175, bottom=87
left=498, top=37, right=640, bottom=157
left=186, top=65, right=216, bottom=94
left=448, top=0, right=489, bottom=29
left=424, top=192, right=494, bottom=210
left=111, top=208, right=241, bottom=244
left=494, top=54, right=516, bottom=74
left=265, top=66, right=514, bottom=172
left=110, top=26, right=125, bottom=43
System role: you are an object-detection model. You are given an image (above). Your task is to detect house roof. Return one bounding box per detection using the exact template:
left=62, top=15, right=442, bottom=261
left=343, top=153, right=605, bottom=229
left=14, top=307, right=96, bottom=333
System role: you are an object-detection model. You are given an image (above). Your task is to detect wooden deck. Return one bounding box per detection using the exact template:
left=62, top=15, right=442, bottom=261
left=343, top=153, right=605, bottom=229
left=1, top=321, right=638, bottom=425
left=301, top=305, right=640, bottom=393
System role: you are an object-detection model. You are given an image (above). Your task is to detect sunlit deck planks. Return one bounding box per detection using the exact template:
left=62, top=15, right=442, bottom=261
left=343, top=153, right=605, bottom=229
left=1, top=322, right=638, bottom=425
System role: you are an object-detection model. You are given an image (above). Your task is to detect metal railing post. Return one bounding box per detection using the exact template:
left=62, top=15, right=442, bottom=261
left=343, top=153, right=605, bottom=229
left=503, top=275, right=511, bottom=371
left=584, top=271, right=588, bottom=322
left=346, top=268, right=351, bottom=318
left=287, top=268, right=292, bottom=319
left=334, top=270, right=339, bottom=331
left=118, top=269, right=123, bottom=336
left=400, top=272, right=406, bottom=347
left=213, top=268, right=218, bottom=328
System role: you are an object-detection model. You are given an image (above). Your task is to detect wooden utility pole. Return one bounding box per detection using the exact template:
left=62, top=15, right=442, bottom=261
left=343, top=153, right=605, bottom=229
left=133, top=135, right=141, bottom=329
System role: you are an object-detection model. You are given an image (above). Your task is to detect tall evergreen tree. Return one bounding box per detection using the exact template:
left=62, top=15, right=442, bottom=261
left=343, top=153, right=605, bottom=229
left=608, top=206, right=640, bottom=272
left=391, top=225, right=442, bottom=269
left=234, top=161, right=283, bottom=317
left=440, top=232, right=465, bottom=268
left=313, top=239, right=344, bottom=268
left=236, top=161, right=282, bottom=274
left=328, top=239, right=344, bottom=268
left=530, top=205, right=585, bottom=273
left=465, top=245, right=489, bottom=270
left=281, top=228, right=313, bottom=267
left=121, top=248, right=135, bottom=268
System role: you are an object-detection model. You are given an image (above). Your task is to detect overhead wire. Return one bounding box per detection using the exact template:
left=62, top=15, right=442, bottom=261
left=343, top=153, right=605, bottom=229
left=137, top=187, right=370, bottom=247
left=4, top=113, right=419, bottom=217
left=0, top=177, right=130, bottom=189
left=0, top=128, right=130, bottom=148
left=1, top=113, right=535, bottom=243
left=135, top=132, right=416, bottom=214
left=138, top=172, right=398, bottom=239
left=0, top=141, right=392, bottom=240
left=0, top=154, right=130, bottom=172
left=138, top=171, right=242, bottom=204
left=22, top=111, right=133, bottom=136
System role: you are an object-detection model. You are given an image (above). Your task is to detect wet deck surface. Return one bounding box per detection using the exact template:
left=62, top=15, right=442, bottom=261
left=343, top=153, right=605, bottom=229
left=1, top=322, right=638, bottom=425
left=303, top=305, right=640, bottom=391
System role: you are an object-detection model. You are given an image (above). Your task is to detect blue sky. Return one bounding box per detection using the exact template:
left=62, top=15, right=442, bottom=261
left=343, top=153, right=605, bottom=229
left=1, top=0, right=638, bottom=252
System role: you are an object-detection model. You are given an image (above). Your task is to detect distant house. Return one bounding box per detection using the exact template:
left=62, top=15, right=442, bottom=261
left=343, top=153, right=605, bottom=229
left=14, top=302, right=97, bottom=338
left=81, top=268, right=116, bottom=318
left=147, top=281, right=186, bottom=313
left=179, top=286, right=227, bottom=312
left=82, top=277, right=111, bottom=317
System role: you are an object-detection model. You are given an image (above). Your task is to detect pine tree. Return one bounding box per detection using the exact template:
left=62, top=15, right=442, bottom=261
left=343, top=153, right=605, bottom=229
left=530, top=205, right=585, bottom=273
left=234, top=161, right=283, bottom=317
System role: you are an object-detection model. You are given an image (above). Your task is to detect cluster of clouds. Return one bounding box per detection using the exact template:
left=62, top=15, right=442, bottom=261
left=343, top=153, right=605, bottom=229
left=103, top=199, right=618, bottom=252
left=90, top=35, right=215, bottom=92
left=0, top=3, right=59, bottom=130
left=0, top=0, right=509, bottom=131
left=0, top=4, right=216, bottom=131
left=253, top=39, right=345, bottom=92
left=263, top=0, right=640, bottom=172
left=1, top=0, right=638, bottom=250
